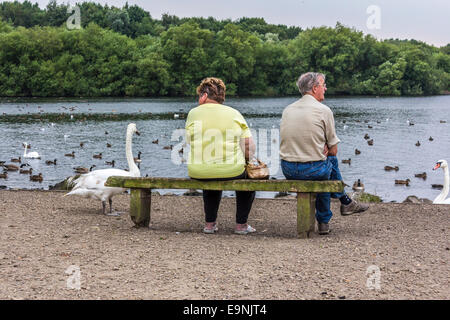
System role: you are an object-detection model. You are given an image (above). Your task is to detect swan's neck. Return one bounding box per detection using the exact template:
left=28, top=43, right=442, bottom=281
left=23, top=144, right=27, bottom=157
left=435, top=166, right=449, bottom=203
left=125, top=129, right=140, bottom=177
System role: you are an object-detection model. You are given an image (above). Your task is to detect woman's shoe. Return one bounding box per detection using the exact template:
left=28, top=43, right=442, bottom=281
left=234, top=224, right=256, bottom=235
left=203, top=223, right=218, bottom=234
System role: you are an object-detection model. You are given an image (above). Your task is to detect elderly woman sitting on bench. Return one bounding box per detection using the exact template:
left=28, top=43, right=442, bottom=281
left=185, top=77, right=256, bottom=235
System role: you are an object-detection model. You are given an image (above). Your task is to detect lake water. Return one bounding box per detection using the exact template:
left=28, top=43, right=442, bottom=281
left=1, top=95, right=449, bottom=203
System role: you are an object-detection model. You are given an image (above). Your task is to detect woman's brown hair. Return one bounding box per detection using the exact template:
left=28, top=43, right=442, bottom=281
left=196, top=77, right=226, bottom=104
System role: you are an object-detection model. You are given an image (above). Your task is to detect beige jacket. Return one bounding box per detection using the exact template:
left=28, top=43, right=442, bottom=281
left=280, top=94, right=340, bottom=162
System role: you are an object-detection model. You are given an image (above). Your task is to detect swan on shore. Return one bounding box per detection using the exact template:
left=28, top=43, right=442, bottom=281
left=65, top=123, right=141, bottom=215
left=432, top=160, right=450, bottom=204
left=23, top=142, right=41, bottom=159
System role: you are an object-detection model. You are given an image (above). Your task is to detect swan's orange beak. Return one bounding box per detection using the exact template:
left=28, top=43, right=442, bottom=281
left=433, top=162, right=441, bottom=170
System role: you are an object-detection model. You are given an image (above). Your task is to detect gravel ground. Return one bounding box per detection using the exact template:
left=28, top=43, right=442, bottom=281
left=0, top=190, right=448, bottom=300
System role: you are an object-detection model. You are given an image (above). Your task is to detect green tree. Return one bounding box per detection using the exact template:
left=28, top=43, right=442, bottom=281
left=374, top=58, right=406, bottom=95
left=45, top=0, right=69, bottom=27
left=0, top=18, right=13, bottom=33
left=0, top=0, right=44, bottom=27
left=212, top=24, right=261, bottom=95
left=160, top=22, right=214, bottom=95
left=252, top=41, right=295, bottom=95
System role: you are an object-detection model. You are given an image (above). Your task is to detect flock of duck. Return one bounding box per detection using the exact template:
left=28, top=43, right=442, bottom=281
left=0, top=123, right=148, bottom=214
left=1, top=143, right=45, bottom=182
left=2, top=116, right=450, bottom=209
left=0, top=126, right=176, bottom=185
left=343, top=119, right=449, bottom=204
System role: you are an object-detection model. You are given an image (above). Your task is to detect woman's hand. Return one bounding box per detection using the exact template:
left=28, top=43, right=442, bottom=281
left=240, top=137, right=256, bottom=162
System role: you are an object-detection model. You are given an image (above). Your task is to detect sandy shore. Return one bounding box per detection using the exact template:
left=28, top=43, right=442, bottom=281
left=0, top=190, right=448, bottom=300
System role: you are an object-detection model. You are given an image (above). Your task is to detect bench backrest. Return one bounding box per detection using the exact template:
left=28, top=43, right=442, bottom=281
left=105, top=176, right=344, bottom=193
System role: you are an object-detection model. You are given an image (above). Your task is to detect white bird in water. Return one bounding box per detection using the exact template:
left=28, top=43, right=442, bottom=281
left=23, top=142, right=40, bottom=159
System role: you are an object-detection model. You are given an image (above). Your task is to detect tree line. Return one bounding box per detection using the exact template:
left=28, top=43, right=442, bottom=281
left=0, top=0, right=448, bottom=97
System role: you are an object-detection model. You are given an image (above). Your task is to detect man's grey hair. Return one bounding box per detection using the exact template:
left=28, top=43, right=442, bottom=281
left=296, top=72, right=326, bottom=95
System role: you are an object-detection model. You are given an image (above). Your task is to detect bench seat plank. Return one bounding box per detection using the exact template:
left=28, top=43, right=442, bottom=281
left=105, top=176, right=343, bottom=193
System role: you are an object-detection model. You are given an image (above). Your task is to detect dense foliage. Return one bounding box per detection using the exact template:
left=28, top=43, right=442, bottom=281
left=0, top=1, right=448, bottom=97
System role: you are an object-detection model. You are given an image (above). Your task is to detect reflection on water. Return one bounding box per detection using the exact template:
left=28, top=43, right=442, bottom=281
left=0, top=95, right=449, bottom=203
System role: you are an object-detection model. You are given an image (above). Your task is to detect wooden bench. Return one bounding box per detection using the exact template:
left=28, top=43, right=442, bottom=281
left=105, top=177, right=343, bottom=238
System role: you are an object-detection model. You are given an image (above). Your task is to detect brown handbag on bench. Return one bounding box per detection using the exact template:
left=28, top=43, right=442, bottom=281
left=245, top=159, right=270, bottom=179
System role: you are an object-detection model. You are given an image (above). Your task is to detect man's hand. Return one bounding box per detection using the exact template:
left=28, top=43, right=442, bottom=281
left=323, top=144, right=329, bottom=156
left=324, top=144, right=338, bottom=156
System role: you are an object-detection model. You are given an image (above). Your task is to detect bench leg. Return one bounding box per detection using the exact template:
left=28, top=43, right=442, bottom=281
left=130, top=189, right=151, bottom=227
left=296, top=193, right=316, bottom=238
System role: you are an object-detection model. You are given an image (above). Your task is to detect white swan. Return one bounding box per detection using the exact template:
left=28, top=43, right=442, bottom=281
left=65, top=123, right=141, bottom=215
left=432, top=159, right=450, bottom=204
left=23, top=142, right=41, bottom=159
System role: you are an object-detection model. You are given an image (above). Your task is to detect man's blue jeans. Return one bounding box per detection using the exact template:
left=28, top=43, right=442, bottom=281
left=281, top=156, right=345, bottom=224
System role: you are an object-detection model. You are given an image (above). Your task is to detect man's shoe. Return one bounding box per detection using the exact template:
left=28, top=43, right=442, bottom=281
left=340, top=200, right=369, bottom=216
left=318, top=223, right=330, bottom=235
